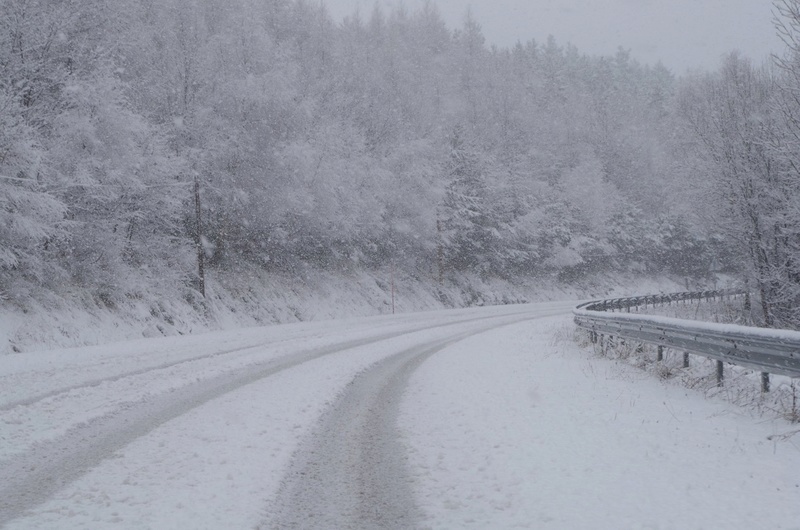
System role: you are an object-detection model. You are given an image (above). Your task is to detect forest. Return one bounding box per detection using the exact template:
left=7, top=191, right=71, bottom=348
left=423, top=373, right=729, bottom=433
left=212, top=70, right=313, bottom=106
left=2, top=0, right=799, bottom=330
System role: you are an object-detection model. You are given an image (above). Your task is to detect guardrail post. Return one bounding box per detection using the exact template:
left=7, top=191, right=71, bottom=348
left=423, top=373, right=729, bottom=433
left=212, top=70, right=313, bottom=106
left=657, top=345, right=664, bottom=362
left=761, top=372, right=770, bottom=393
left=716, top=361, right=724, bottom=386
left=683, top=352, right=690, bottom=368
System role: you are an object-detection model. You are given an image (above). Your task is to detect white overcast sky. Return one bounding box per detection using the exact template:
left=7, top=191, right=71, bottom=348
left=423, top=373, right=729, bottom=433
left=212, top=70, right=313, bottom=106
left=320, top=0, right=782, bottom=74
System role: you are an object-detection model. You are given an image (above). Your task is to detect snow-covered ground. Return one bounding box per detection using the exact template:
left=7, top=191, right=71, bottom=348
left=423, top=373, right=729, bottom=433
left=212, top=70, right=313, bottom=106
left=2, top=301, right=797, bottom=528
left=401, top=320, right=800, bottom=528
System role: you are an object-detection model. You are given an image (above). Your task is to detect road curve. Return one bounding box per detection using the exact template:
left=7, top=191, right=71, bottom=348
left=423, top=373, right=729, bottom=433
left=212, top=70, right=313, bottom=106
left=0, top=308, right=557, bottom=526
left=266, top=313, right=559, bottom=529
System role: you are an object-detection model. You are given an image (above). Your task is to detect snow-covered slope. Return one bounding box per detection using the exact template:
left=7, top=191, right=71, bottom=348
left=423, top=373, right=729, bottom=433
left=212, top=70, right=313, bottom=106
left=0, top=267, right=684, bottom=355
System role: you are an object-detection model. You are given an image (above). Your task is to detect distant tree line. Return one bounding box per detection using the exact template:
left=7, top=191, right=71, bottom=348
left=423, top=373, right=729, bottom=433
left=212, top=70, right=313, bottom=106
left=1, top=0, right=798, bottom=328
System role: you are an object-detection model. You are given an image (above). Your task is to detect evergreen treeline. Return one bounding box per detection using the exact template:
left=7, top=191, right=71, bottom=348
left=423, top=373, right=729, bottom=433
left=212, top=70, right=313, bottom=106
left=1, top=0, right=799, bottom=328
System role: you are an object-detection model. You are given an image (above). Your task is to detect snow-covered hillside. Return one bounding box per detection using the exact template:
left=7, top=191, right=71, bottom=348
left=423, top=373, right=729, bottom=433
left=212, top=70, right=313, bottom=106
left=0, top=268, right=683, bottom=354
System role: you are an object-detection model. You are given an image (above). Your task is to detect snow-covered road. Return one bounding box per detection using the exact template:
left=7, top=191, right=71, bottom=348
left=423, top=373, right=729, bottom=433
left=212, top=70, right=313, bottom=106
left=1, top=301, right=799, bottom=528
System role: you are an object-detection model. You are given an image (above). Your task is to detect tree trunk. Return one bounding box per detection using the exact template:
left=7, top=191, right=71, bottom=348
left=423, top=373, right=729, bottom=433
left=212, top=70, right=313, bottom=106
left=194, top=177, right=205, bottom=298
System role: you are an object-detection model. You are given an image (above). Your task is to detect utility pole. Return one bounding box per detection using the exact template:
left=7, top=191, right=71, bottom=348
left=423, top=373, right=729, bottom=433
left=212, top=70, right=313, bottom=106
left=437, top=217, right=444, bottom=287
left=390, top=261, right=395, bottom=314
left=194, top=176, right=205, bottom=298
left=387, top=224, right=396, bottom=315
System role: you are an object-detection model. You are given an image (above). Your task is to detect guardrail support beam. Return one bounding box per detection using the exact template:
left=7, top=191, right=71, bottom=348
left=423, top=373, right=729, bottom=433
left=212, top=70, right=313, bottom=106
left=716, top=361, right=724, bottom=386
left=761, top=372, right=770, bottom=393
left=683, top=352, right=690, bottom=368
left=657, top=345, right=664, bottom=362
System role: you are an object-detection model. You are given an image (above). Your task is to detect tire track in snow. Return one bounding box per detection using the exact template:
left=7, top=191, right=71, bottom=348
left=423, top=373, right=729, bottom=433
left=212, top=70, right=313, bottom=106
left=0, top=309, right=535, bottom=413
left=266, top=311, right=563, bottom=529
left=0, top=339, right=276, bottom=412
left=0, top=333, right=402, bottom=525
left=0, top=309, right=552, bottom=526
left=1, top=322, right=419, bottom=413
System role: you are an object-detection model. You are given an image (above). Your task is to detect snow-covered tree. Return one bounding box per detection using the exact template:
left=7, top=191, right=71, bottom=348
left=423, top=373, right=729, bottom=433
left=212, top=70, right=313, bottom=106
left=439, top=127, right=500, bottom=275
left=1, top=0, right=757, bottom=311
left=678, top=53, right=797, bottom=326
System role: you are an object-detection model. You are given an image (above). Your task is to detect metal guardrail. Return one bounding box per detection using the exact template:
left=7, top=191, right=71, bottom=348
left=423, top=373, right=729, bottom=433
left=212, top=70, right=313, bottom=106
left=577, top=289, right=743, bottom=313
left=573, top=289, right=800, bottom=391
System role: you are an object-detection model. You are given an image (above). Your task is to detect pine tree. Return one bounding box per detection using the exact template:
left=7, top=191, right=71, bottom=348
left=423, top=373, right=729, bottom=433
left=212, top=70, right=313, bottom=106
left=439, top=126, right=497, bottom=275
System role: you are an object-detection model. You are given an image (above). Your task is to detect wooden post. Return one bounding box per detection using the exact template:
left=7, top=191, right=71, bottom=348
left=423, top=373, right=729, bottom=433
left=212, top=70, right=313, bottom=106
left=657, top=345, right=664, bottom=362
left=683, top=352, right=690, bottom=368
left=761, top=372, right=770, bottom=393
left=716, top=360, right=724, bottom=386
left=194, top=176, right=205, bottom=298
